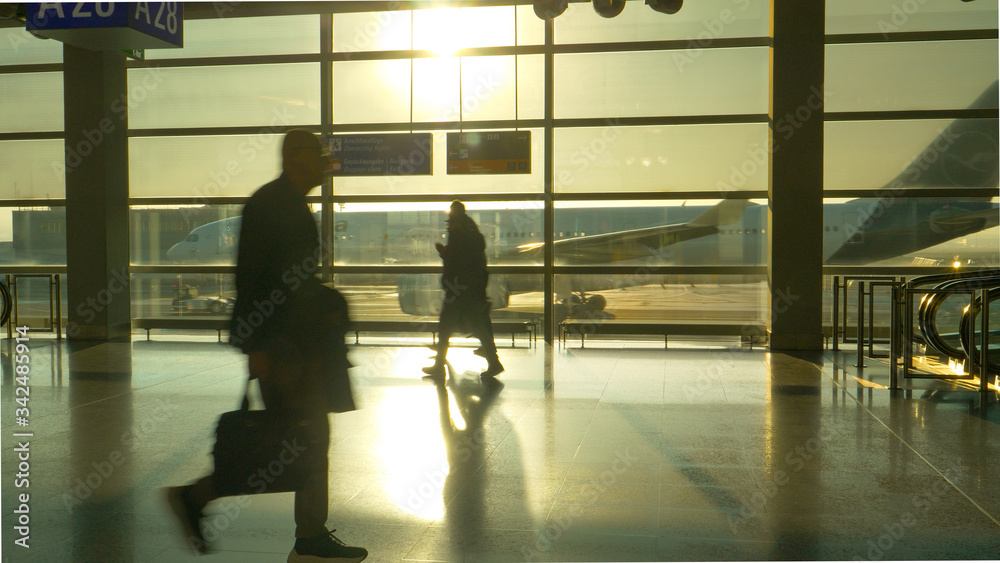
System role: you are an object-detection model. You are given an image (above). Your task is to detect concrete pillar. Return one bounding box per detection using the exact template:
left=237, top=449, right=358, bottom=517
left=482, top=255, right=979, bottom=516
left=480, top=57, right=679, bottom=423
left=768, top=1, right=825, bottom=350
left=63, top=45, right=131, bottom=340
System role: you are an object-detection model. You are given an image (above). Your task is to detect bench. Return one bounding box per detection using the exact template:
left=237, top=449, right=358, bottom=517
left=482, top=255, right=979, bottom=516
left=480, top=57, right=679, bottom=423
left=132, top=317, right=538, bottom=347
left=350, top=319, right=536, bottom=347
left=133, top=317, right=230, bottom=341
left=559, top=319, right=767, bottom=349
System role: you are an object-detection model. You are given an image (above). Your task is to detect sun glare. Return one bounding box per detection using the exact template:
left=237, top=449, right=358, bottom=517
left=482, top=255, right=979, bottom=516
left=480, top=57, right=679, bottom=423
left=414, top=8, right=462, bottom=56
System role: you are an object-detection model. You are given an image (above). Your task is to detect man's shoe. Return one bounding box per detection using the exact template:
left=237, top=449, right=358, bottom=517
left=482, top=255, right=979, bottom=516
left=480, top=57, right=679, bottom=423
left=288, top=530, right=368, bottom=563
left=481, top=361, right=504, bottom=378
left=164, top=486, right=209, bottom=554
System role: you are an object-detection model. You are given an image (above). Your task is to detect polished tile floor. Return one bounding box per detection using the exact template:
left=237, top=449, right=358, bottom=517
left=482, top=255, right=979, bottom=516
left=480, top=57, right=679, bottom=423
left=2, top=333, right=999, bottom=562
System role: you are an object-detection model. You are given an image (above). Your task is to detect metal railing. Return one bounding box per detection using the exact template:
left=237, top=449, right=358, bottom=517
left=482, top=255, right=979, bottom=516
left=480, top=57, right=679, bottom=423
left=5, top=274, right=62, bottom=340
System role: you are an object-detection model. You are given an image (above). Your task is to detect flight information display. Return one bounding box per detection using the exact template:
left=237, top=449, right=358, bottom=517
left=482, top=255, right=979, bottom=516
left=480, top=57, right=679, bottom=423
left=447, top=131, right=531, bottom=174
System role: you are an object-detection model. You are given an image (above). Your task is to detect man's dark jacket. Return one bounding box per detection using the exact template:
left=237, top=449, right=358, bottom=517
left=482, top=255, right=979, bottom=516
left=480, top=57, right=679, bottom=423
left=440, top=214, right=488, bottom=303
left=228, top=173, right=323, bottom=353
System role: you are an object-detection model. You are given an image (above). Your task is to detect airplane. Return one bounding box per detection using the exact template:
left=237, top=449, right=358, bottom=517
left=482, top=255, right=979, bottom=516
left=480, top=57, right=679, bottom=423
left=164, top=82, right=999, bottom=319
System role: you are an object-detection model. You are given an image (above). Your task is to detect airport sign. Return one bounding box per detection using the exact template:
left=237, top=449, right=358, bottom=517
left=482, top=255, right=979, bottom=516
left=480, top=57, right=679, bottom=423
left=25, top=3, right=183, bottom=50
left=324, top=133, right=433, bottom=177
left=447, top=131, right=531, bottom=174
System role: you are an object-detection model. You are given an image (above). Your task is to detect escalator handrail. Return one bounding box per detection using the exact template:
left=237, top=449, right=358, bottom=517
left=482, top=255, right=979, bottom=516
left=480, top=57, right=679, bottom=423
left=917, top=275, right=1000, bottom=363
left=0, top=279, right=10, bottom=327
left=907, top=269, right=1000, bottom=291
left=958, top=286, right=1000, bottom=372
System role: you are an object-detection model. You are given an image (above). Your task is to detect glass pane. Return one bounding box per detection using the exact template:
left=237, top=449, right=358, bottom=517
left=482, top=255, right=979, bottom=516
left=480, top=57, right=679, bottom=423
left=129, top=135, right=285, bottom=198
left=516, top=5, right=545, bottom=46
left=413, top=57, right=460, bottom=122
left=825, top=41, right=999, bottom=112
left=516, top=54, right=544, bottom=120
left=146, top=15, right=319, bottom=59
left=826, top=118, right=999, bottom=191
left=130, top=204, right=243, bottom=266
left=0, top=72, right=63, bottom=132
left=340, top=273, right=541, bottom=324
left=555, top=123, right=768, bottom=193
left=334, top=10, right=412, bottom=52
left=332, top=201, right=544, bottom=267
left=554, top=199, right=766, bottom=267
left=0, top=28, right=63, bottom=65
left=131, top=273, right=235, bottom=319
left=822, top=196, right=999, bottom=267
left=2, top=206, right=66, bottom=265
left=555, top=48, right=768, bottom=118
left=553, top=274, right=768, bottom=328
left=827, top=1, right=999, bottom=35
left=555, top=0, right=769, bottom=44
left=413, top=6, right=518, bottom=54
left=333, top=59, right=412, bottom=124
left=331, top=129, right=544, bottom=195
left=128, top=63, right=320, bottom=129
left=461, top=56, right=517, bottom=121
left=0, top=139, right=66, bottom=199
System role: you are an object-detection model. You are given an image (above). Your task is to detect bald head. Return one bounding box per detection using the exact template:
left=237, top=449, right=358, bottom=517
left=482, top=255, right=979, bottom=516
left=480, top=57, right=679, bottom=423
left=281, top=130, right=324, bottom=195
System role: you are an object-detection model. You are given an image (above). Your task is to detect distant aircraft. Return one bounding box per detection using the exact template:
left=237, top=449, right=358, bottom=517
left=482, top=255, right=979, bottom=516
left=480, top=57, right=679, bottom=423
left=166, top=82, right=999, bottom=319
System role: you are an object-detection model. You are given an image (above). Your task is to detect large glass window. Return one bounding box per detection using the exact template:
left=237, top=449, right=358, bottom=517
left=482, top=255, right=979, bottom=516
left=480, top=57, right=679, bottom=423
left=554, top=0, right=769, bottom=44
left=553, top=273, right=768, bottom=327
left=130, top=204, right=243, bottom=266
left=825, top=118, right=999, bottom=191
left=826, top=1, right=999, bottom=35
left=128, top=63, right=321, bottom=129
left=0, top=72, right=63, bottom=132
left=332, top=201, right=545, bottom=267
left=554, top=124, right=768, bottom=193
left=553, top=199, right=766, bottom=267
left=332, top=55, right=543, bottom=124
left=0, top=139, right=66, bottom=199
left=146, top=15, right=320, bottom=59
left=821, top=197, right=999, bottom=267
left=129, top=135, right=284, bottom=198
left=131, top=273, right=235, bottom=319
left=1, top=206, right=67, bottom=266
left=825, top=41, right=998, bottom=112
left=0, top=28, right=63, bottom=65
left=340, top=273, right=542, bottom=322
left=554, top=48, right=768, bottom=118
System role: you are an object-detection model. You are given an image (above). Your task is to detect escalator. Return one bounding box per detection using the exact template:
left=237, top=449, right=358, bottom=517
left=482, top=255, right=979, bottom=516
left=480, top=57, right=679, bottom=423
left=913, top=270, right=1000, bottom=375
left=1, top=279, right=10, bottom=328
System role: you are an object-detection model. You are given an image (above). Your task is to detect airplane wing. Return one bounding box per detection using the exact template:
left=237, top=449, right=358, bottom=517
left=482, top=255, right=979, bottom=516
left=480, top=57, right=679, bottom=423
left=510, top=199, right=751, bottom=264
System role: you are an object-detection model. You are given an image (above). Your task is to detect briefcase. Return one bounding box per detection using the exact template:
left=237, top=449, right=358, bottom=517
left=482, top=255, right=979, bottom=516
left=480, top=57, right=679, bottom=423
left=210, top=392, right=324, bottom=497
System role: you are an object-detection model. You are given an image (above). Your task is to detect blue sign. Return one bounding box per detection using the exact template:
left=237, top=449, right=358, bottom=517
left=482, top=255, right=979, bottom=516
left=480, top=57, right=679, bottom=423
left=26, top=3, right=183, bottom=50
left=324, top=134, right=433, bottom=177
